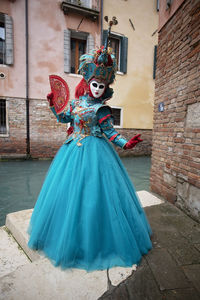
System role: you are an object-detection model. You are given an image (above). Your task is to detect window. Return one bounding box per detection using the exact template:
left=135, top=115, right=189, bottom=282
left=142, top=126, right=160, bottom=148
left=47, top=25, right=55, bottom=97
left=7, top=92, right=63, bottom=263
left=64, top=30, right=94, bottom=74
left=0, top=13, right=6, bottom=64
left=109, top=36, right=120, bottom=70
left=112, top=107, right=122, bottom=128
left=103, top=30, right=128, bottom=74
left=0, top=99, right=8, bottom=135
left=0, top=12, right=13, bottom=65
left=71, top=38, right=86, bottom=74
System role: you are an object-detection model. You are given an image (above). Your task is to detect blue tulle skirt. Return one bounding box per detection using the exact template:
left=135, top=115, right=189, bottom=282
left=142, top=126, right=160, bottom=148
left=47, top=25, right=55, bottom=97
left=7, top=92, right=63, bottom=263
left=28, top=136, right=152, bottom=271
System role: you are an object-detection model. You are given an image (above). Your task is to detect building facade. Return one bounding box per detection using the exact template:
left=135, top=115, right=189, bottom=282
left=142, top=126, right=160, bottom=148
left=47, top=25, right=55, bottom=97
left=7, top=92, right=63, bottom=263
left=150, top=0, right=200, bottom=221
left=0, top=0, right=101, bottom=157
left=0, top=0, right=158, bottom=158
left=103, top=0, right=158, bottom=156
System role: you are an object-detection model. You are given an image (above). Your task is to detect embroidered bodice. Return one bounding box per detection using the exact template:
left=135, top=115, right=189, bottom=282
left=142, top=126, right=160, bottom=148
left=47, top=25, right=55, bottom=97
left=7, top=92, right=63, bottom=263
left=51, top=95, right=127, bottom=148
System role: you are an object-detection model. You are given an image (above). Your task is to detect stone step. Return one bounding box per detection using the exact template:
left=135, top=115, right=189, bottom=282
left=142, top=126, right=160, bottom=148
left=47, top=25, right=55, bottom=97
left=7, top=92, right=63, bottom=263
left=0, top=191, right=164, bottom=299
left=5, top=208, right=41, bottom=262
left=0, top=226, right=30, bottom=278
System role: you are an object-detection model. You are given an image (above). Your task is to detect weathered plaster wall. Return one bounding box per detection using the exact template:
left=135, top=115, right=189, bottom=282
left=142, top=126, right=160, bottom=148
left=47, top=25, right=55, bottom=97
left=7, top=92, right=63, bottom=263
left=0, top=0, right=101, bottom=100
left=103, top=0, right=158, bottom=130
left=0, top=0, right=101, bottom=157
left=28, top=0, right=101, bottom=100
left=0, top=0, right=26, bottom=98
left=150, top=0, right=200, bottom=221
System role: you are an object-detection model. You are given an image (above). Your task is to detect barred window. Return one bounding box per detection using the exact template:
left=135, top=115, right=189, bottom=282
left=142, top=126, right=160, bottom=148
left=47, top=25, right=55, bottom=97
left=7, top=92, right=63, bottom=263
left=112, top=107, right=122, bottom=127
left=0, top=12, right=14, bottom=65
left=0, top=99, right=7, bottom=134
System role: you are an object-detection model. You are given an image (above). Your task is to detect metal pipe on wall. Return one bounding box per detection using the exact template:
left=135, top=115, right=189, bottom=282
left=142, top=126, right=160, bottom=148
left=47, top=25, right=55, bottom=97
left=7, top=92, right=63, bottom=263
left=25, top=0, right=30, bottom=157
left=100, top=0, right=103, bottom=44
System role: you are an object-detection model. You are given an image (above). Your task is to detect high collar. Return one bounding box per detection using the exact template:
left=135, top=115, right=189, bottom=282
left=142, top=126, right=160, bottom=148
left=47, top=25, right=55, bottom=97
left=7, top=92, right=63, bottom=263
left=81, top=94, right=105, bottom=106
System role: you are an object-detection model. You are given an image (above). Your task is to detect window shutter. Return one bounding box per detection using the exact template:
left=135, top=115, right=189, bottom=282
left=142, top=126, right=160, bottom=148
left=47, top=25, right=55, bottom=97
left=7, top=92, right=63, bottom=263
left=120, top=36, right=128, bottom=74
left=86, top=34, right=94, bottom=53
left=64, top=29, right=71, bottom=73
left=5, top=14, right=14, bottom=65
left=153, top=45, right=157, bottom=79
left=102, top=30, right=108, bottom=46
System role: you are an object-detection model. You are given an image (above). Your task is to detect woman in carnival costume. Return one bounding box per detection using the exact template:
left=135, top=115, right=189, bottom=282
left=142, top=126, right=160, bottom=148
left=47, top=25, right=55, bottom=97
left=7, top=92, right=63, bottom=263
left=28, top=27, right=152, bottom=271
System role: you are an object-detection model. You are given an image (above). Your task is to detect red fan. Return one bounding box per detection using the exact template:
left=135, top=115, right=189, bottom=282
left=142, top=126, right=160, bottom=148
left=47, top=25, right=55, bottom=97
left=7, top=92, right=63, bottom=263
left=49, top=75, right=70, bottom=114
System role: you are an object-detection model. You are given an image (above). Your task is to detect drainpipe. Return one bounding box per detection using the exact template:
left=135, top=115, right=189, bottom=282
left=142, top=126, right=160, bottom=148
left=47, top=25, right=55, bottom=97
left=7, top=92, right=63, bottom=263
left=100, top=0, right=103, bottom=44
left=25, top=0, right=30, bottom=157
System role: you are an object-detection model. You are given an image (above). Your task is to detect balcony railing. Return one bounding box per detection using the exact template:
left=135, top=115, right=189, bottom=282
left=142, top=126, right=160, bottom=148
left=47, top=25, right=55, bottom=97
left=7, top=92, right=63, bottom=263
left=61, top=0, right=99, bottom=21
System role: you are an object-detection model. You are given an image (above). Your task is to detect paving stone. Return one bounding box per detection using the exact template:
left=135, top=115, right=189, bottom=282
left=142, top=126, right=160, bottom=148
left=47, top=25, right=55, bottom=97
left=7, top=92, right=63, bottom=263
left=150, top=229, right=188, bottom=249
left=147, top=213, right=200, bottom=238
left=182, top=229, right=200, bottom=244
left=125, top=260, right=161, bottom=300
left=109, top=284, right=129, bottom=300
left=154, top=215, right=200, bottom=244
left=183, top=264, right=200, bottom=294
left=194, top=244, right=200, bottom=252
left=168, top=243, right=200, bottom=266
left=98, top=294, right=112, bottom=300
left=147, top=216, right=180, bottom=233
left=161, top=288, right=200, bottom=300
left=145, top=203, right=183, bottom=218
left=146, top=248, right=191, bottom=290
left=99, top=283, right=129, bottom=300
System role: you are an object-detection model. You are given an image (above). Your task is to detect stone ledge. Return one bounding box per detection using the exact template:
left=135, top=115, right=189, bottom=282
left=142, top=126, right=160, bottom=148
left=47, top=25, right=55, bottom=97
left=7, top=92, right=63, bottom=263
left=0, top=226, right=30, bottom=278
left=6, top=209, right=40, bottom=262
left=0, top=258, right=108, bottom=300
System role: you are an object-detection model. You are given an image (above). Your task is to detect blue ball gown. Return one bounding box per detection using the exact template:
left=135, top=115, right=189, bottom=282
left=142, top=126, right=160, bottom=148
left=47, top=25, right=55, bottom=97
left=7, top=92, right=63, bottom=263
left=28, top=95, right=152, bottom=271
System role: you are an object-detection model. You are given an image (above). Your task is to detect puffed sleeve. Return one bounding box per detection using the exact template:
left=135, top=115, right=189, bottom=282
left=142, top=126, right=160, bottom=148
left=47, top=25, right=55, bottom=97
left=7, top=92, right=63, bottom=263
left=50, top=100, right=75, bottom=124
left=97, top=106, right=127, bottom=148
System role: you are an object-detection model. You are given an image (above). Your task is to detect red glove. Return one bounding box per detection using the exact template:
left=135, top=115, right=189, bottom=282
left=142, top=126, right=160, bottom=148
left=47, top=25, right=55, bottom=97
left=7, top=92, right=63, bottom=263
left=47, top=92, right=54, bottom=107
left=124, top=134, right=143, bottom=150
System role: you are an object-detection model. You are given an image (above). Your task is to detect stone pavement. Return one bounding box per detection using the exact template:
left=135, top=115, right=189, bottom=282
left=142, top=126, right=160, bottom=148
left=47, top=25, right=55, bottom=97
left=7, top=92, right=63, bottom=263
left=100, top=202, right=200, bottom=300
left=0, top=191, right=200, bottom=299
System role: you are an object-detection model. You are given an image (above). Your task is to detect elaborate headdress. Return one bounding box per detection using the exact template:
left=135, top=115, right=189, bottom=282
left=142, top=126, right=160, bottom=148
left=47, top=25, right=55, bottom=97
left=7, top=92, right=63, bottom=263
left=79, top=17, right=118, bottom=85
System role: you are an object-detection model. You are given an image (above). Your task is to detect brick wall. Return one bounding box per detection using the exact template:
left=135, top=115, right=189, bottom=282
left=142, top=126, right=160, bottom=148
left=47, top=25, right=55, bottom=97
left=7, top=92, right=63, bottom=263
left=0, top=98, right=152, bottom=158
left=116, top=128, right=152, bottom=157
left=29, top=99, right=67, bottom=158
left=0, top=98, right=68, bottom=159
left=150, top=0, right=200, bottom=221
left=0, top=98, right=26, bottom=155
left=30, top=102, right=152, bottom=158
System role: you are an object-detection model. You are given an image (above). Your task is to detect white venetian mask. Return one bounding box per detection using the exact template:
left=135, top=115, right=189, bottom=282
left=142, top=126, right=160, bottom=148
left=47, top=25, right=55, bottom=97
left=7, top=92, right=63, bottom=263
left=89, top=80, right=106, bottom=98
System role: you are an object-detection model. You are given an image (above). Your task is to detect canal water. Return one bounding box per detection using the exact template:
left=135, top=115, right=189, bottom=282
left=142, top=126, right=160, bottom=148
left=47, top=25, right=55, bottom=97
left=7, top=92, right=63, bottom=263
left=0, top=156, right=151, bottom=226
